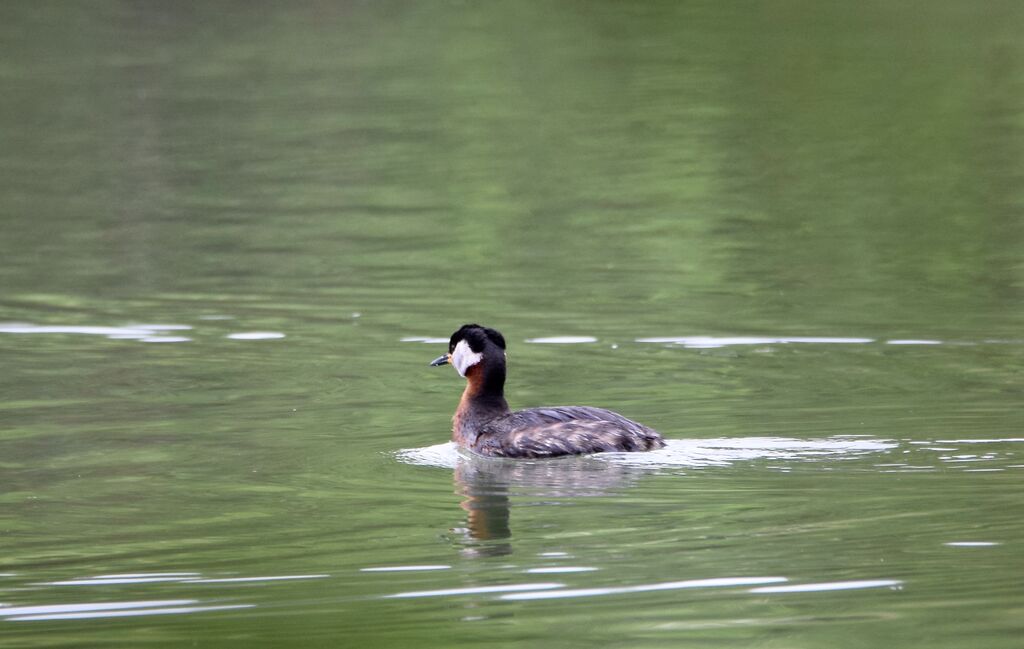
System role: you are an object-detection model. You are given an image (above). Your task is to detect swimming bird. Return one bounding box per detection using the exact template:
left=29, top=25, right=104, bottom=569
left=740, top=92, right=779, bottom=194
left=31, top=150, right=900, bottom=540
left=430, top=324, right=664, bottom=458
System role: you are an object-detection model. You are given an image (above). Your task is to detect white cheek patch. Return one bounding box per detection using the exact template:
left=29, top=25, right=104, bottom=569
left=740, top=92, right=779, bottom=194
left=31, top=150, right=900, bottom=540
left=451, top=339, right=483, bottom=377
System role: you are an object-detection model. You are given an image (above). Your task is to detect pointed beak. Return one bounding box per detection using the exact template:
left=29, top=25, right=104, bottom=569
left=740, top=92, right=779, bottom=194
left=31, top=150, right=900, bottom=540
left=429, top=353, right=451, bottom=367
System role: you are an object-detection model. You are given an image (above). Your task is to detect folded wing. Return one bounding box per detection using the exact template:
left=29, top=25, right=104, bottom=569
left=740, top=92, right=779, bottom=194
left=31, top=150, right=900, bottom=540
left=475, top=406, right=663, bottom=458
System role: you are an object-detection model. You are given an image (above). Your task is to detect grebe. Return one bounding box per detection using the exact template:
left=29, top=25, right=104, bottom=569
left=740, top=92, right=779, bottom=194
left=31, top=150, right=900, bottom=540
left=430, top=324, right=664, bottom=458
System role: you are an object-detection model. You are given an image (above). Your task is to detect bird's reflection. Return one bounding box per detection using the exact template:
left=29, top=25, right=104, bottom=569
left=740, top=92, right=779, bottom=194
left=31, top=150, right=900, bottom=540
left=450, top=453, right=644, bottom=558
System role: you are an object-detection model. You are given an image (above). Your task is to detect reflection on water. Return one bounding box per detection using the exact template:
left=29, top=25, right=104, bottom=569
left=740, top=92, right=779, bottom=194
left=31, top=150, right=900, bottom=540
left=450, top=452, right=646, bottom=557
left=424, top=436, right=890, bottom=556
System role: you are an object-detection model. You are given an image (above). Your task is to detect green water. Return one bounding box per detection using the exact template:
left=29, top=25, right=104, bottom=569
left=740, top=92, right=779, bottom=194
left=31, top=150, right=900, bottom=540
left=1, top=2, right=1022, bottom=647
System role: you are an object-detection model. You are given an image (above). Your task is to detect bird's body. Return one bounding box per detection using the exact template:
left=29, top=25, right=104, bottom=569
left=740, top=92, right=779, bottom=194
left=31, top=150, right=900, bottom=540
left=431, top=324, right=664, bottom=459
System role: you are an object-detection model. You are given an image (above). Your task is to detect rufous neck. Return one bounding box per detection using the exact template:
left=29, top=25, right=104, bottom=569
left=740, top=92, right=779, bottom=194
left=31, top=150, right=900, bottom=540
left=453, top=358, right=509, bottom=445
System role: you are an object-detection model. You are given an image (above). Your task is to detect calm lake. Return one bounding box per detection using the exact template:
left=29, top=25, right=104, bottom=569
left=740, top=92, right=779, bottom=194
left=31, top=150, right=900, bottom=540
left=1, top=2, right=1022, bottom=647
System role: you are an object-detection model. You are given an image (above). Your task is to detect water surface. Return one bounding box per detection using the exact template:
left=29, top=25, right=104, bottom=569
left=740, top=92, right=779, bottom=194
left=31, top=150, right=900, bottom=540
left=1, top=2, right=1022, bottom=647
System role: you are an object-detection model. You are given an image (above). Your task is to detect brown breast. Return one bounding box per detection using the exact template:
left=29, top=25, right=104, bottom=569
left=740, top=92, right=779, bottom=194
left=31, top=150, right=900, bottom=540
left=452, top=364, right=485, bottom=445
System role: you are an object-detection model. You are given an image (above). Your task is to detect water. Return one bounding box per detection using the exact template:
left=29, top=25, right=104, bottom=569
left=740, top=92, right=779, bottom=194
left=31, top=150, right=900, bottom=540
left=1, top=2, right=1022, bottom=647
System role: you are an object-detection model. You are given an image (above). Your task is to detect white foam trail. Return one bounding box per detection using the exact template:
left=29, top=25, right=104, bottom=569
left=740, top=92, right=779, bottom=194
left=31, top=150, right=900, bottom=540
left=600, top=437, right=896, bottom=468
left=396, top=437, right=896, bottom=470
left=395, top=442, right=460, bottom=469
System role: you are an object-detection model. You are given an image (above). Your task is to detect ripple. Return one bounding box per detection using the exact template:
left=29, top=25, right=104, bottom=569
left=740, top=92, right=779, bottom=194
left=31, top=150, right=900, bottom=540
left=525, top=336, right=598, bottom=344
left=885, top=339, right=942, bottom=345
left=226, top=332, right=286, bottom=340
left=749, top=579, right=901, bottom=594
left=935, top=438, right=1024, bottom=444
left=500, top=576, right=787, bottom=601
left=184, top=574, right=329, bottom=584
left=0, top=596, right=256, bottom=622
left=360, top=565, right=451, bottom=573
left=0, top=600, right=195, bottom=618
left=8, top=604, right=253, bottom=621
left=45, top=576, right=196, bottom=585
left=404, top=335, right=601, bottom=344
left=401, top=333, right=1024, bottom=350
left=383, top=582, right=564, bottom=599
left=0, top=322, right=197, bottom=343
left=95, top=572, right=199, bottom=578
left=635, top=336, right=874, bottom=348
left=40, top=571, right=329, bottom=587
left=944, top=542, right=1000, bottom=547
left=129, top=324, right=194, bottom=331
left=524, top=567, right=597, bottom=574
left=0, top=324, right=132, bottom=336
left=634, top=335, right=1024, bottom=348
left=915, top=438, right=1024, bottom=473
